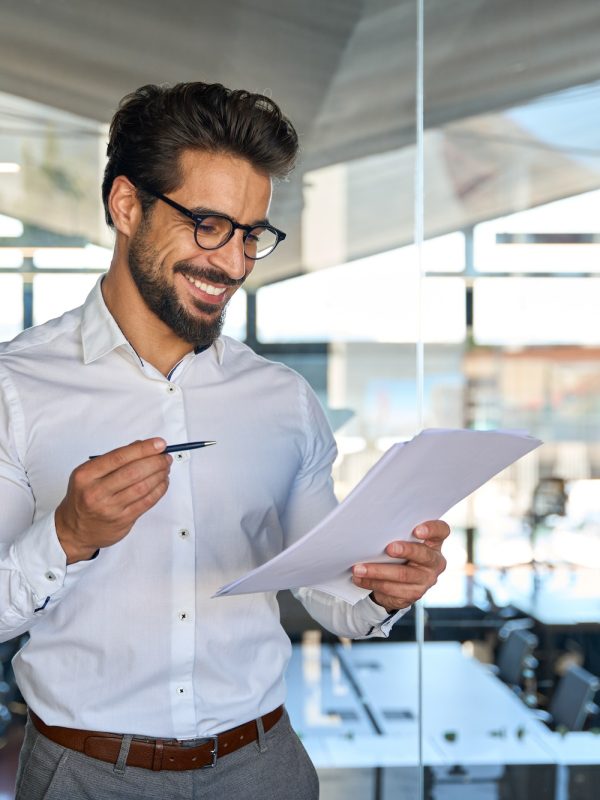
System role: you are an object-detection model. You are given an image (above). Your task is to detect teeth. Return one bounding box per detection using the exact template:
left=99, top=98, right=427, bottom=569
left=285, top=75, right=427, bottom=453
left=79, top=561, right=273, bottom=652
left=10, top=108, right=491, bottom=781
left=184, top=273, right=226, bottom=296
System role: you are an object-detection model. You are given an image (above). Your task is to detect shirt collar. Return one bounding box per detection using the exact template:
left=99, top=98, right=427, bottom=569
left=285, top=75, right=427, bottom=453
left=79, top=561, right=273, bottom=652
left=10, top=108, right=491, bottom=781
left=81, top=276, right=128, bottom=364
left=81, top=275, right=226, bottom=366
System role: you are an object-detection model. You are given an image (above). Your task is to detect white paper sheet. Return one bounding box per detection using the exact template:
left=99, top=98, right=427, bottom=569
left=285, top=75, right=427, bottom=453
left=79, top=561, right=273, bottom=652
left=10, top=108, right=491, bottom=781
left=214, top=428, right=542, bottom=603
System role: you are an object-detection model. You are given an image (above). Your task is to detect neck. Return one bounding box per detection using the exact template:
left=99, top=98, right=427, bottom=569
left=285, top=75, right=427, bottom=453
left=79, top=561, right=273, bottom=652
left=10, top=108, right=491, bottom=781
left=102, top=260, right=194, bottom=378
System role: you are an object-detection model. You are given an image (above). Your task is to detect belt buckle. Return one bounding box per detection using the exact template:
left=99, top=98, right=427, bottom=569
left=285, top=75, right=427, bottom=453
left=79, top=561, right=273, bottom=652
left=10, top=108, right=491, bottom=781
left=180, top=735, right=218, bottom=768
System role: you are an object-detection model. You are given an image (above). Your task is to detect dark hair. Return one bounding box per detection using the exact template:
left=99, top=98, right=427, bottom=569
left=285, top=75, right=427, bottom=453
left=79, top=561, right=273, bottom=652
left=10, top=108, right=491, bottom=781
left=102, top=82, right=299, bottom=227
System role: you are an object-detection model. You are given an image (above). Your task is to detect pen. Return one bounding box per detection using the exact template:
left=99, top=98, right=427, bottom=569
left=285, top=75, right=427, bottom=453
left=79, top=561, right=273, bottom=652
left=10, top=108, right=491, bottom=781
left=89, top=441, right=217, bottom=459
left=164, top=441, right=217, bottom=454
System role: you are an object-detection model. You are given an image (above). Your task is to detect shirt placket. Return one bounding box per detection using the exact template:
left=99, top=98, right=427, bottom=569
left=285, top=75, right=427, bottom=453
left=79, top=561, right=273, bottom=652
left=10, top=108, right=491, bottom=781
left=154, top=369, right=198, bottom=738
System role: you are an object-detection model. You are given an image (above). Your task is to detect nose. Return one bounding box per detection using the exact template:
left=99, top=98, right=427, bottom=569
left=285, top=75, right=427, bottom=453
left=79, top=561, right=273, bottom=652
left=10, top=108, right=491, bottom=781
left=205, top=230, right=247, bottom=281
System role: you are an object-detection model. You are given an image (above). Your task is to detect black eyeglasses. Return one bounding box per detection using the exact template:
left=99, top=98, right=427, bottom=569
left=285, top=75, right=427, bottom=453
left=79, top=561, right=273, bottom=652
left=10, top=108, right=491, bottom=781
left=139, top=186, right=286, bottom=260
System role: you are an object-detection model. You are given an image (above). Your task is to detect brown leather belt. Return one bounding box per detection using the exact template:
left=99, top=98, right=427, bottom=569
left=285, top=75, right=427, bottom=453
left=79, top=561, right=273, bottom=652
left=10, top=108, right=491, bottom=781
left=30, top=706, right=284, bottom=771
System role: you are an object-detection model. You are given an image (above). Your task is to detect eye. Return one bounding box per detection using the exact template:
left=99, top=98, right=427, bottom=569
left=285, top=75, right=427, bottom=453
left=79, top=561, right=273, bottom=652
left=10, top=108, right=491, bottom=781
left=197, top=222, right=219, bottom=235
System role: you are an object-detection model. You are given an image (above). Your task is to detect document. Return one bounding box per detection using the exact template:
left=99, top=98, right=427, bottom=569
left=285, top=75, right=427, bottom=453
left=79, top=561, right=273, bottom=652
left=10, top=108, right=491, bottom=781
left=214, top=428, right=542, bottom=604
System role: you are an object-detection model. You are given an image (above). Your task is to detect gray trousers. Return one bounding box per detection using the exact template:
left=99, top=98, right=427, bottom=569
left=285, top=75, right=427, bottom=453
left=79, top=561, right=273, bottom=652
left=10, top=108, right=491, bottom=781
left=15, top=710, right=319, bottom=800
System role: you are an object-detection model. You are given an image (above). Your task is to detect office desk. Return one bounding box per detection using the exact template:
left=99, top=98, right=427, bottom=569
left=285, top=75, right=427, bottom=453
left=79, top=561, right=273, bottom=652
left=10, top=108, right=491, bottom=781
left=286, top=643, right=444, bottom=764
left=335, top=642, right=556, bottom=766
left=286, top=643, right=444, bottom=800
left=285, top=642, right=600, bottom=798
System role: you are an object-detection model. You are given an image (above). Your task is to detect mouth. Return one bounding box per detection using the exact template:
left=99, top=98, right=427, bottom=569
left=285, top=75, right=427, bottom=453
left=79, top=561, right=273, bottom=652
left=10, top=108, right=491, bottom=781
left=179, top=271, right=229, bottom=306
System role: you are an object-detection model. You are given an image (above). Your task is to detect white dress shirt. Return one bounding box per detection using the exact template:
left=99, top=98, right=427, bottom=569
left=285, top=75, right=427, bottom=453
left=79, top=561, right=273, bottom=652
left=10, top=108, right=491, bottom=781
left=0, top=278, right=403, bottom=738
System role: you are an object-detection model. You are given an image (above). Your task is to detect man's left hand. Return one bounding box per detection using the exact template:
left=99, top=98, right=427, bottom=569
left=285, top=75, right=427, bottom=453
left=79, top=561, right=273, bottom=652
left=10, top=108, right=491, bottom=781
left=352, top=521, right=450, bottom=613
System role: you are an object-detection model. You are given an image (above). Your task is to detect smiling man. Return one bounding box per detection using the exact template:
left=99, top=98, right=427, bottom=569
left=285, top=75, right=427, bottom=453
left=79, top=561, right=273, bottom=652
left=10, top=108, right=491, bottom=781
left=101, top=149, right=272, bottom=377
left=0, top=83, right=449, bottom=800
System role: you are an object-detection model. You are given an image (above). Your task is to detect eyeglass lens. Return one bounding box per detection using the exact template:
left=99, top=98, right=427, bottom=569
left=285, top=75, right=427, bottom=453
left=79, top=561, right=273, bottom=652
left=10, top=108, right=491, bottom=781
left=194, top=217, right=278, bottom=259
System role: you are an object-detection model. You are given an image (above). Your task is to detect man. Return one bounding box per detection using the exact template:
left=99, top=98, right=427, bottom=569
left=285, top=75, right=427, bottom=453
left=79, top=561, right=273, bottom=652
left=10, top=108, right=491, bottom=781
left=0, top=82, right=449, bottom=799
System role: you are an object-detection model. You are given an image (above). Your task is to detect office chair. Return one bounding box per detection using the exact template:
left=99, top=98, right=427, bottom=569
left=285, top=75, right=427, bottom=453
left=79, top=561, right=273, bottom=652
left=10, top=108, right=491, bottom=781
left=492, top=624, right=539, bottom=706
left=546, top=664, right=600, bottom=731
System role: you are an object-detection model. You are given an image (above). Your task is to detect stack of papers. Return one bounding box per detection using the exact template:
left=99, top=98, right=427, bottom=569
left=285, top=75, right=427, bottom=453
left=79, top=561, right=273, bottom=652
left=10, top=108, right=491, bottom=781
left=214, top=428, right=542, bottom=604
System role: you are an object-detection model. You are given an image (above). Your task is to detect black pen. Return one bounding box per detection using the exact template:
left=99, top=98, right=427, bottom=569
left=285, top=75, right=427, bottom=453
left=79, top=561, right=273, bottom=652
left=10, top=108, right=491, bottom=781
left=89, top=441, right=217, bottom=459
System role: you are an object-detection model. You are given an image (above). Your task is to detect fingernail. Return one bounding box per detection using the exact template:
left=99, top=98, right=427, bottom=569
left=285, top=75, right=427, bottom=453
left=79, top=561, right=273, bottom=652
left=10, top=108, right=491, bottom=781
left=391, top=542, right=404, bottom=556
left=415, top=525, right=428, bottom=537
left=154, top=438, right=166, bottom=450
left=353, top=564, right=367, bottom=576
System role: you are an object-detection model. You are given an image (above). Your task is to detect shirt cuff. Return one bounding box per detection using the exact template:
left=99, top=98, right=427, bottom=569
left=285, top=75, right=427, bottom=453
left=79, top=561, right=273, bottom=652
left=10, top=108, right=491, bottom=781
left=353, top=594, right=411, bottom=638
left=12, top=511, right=94, bottom=602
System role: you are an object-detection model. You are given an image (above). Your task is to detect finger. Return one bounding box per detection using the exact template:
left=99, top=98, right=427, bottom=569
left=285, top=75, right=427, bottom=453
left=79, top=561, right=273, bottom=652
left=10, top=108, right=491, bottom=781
left=413, top=520, right=451, bottom=547
left=113, top=465, right=172, bottom=512
left=354, top=572, right=434, bottom=595
left=101, top=452, right=172, bottom=497
left=122, top=476, right=170, bottom=521
left=87, top=438, right=167, bottom=478
left=353, top=561, right=429, bottom=585
left=383, top=540, right=440, bottom=568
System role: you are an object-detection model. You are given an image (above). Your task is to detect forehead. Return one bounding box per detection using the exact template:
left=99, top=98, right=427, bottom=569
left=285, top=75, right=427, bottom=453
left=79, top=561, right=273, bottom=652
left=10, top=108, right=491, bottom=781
left=173, top=149, right=272, bottom=219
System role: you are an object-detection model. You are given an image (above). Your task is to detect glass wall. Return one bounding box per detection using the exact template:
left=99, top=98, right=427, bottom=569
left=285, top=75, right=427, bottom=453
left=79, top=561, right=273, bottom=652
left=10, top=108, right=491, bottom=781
left=420, top=3, right=600, bottom=798
left=1, top=2, right=600, bottom=799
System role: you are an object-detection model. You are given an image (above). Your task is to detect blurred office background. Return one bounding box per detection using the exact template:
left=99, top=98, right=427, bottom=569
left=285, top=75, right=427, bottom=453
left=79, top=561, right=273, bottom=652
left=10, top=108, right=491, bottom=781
left=0, top=1, right=599, bottom=798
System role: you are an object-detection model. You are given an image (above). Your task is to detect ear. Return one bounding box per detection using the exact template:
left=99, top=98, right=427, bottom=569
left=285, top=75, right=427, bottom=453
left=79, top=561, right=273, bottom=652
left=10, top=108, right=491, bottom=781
left=108, top=176, right=143, bottom=237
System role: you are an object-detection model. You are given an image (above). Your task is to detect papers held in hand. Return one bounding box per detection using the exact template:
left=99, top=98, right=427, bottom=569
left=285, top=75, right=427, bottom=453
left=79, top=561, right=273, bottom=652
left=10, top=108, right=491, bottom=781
left=214, top=428, right=542, bottom=604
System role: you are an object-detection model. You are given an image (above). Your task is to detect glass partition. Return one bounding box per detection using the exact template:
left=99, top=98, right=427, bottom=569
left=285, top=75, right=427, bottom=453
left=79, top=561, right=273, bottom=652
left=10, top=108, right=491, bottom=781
left=421, top=3, right=600, bottom=799
left=252, top=5, right=425, bottom=797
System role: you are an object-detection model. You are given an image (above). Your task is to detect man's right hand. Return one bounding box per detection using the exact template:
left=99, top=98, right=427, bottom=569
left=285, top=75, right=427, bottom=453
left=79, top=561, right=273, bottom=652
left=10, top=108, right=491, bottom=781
left=55, top=438, right=173, bottom=564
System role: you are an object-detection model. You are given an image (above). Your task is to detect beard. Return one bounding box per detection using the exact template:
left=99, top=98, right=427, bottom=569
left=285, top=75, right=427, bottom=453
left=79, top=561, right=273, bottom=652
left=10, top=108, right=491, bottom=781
left=128, top=226, right=244, bottom=348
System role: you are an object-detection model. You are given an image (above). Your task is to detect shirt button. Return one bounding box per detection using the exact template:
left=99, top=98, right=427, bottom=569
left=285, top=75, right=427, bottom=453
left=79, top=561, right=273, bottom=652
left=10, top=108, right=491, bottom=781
left=178, top=529, right=190, bottom=539
left=178, top=612, right=188, bottom=621
left=45, top=571, right=57, bottom=581
left=177, top=687, right=185, bottom=695
left=166, top=384, right=177, bottom=394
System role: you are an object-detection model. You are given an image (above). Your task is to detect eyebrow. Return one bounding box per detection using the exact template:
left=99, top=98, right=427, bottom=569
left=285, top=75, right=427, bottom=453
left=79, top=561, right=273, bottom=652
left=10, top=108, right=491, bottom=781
left=188, top=205, right=271, bottom=228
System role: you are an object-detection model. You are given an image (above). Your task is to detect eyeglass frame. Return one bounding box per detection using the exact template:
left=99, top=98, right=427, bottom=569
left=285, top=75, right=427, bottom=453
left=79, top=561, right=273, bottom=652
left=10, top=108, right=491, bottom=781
left=136, top=184, right=286, bottom=260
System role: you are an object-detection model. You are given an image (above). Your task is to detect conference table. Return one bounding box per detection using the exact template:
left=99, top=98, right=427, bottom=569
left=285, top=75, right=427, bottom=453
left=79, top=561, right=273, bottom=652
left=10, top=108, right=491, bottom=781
left=286, top=641, right=600, bottom=800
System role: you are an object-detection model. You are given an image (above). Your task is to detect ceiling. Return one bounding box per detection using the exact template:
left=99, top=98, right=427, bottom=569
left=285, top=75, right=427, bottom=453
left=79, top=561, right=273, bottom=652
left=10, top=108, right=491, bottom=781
left=1, top=0, right=600, bottom=286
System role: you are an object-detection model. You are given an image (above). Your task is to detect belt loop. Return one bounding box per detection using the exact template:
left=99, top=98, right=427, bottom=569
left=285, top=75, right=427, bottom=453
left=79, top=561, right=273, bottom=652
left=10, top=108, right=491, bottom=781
left=256, top=716, right=268, bottom=754
left=152, top=740, right=164, bottom=771
left=114, top=734, right=133, bottom=774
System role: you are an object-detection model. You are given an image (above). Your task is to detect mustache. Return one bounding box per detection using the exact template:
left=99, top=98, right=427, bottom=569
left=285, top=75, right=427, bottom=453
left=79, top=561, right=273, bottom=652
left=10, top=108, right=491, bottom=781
left=174, top=263, right=245, bottom=288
